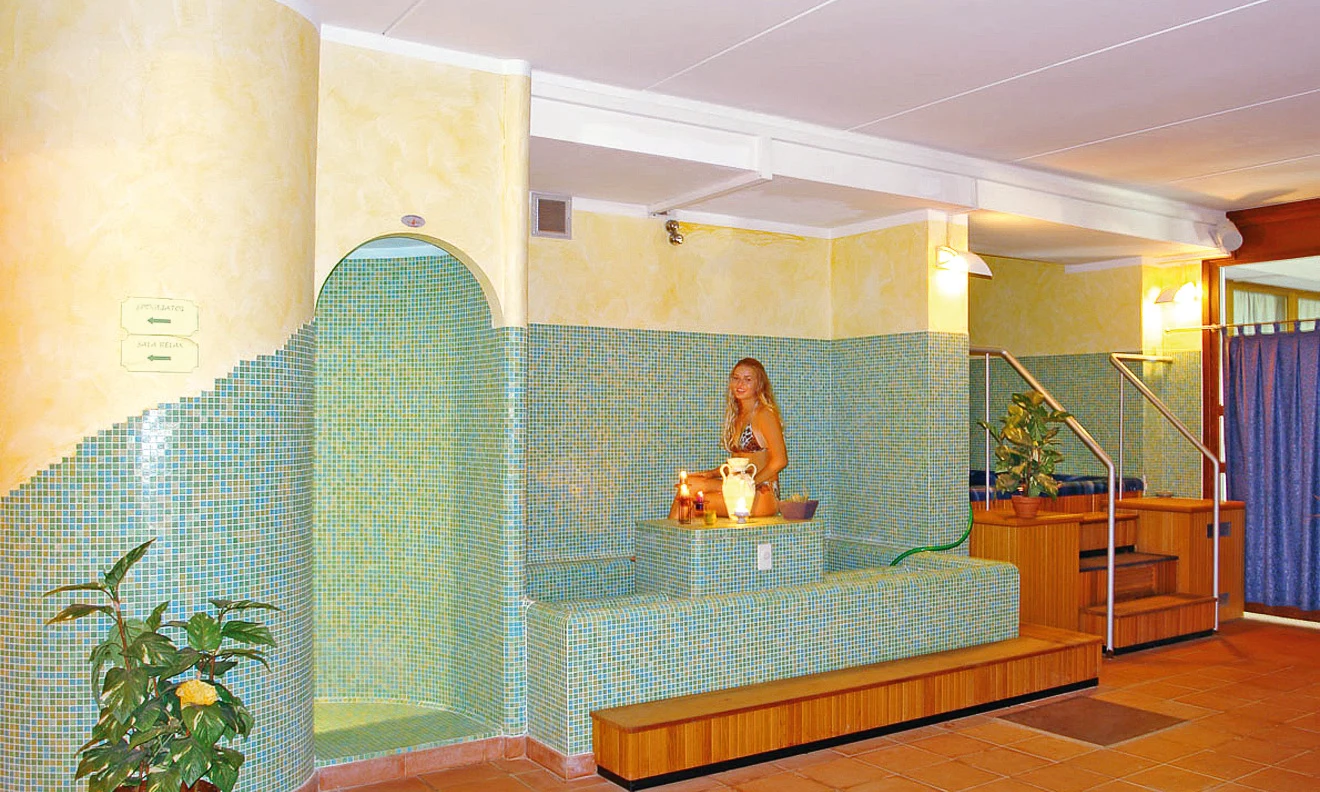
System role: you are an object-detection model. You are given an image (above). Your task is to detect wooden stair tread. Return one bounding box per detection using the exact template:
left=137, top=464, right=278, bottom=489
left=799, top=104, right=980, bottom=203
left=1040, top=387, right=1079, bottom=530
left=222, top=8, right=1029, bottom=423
left=1077, top=510, right=1138, bottom=524
left=592, top=625, right=1100, bottom=732
left=1078, top=552, right=1178, bottom=572
left=1081, top=593, right=1215, bottom=617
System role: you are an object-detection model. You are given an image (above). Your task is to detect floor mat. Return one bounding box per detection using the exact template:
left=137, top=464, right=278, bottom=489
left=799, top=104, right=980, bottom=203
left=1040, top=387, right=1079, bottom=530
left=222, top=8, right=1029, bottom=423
left=998, top=696, right=1184, bottom=745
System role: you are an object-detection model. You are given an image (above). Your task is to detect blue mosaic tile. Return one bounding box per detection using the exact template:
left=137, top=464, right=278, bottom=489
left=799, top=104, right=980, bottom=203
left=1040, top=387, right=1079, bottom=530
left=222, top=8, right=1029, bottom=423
left=1, top=327, right=316, bottom=792
left=634, top=517, right=823, bottom=597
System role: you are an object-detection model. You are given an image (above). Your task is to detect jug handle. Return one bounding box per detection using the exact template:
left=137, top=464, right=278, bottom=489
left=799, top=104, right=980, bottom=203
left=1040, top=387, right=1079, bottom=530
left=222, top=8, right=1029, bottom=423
left=719, top=464, right=730, bottom=479
left=746, top=463, right=758, bottom=478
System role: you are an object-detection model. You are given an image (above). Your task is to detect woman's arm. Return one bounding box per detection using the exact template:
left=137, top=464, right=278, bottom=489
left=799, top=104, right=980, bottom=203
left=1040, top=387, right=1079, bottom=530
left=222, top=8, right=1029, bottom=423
left=750, top=410, right=787, bottom=485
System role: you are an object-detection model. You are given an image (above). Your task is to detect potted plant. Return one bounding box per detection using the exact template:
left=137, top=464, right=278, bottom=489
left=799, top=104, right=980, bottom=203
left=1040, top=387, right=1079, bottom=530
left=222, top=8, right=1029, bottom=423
left=978, top=390, right=1072, bottom=519
left=44, top=539, right=278, bottom=792
left=778, top=492, right=819, bottom=521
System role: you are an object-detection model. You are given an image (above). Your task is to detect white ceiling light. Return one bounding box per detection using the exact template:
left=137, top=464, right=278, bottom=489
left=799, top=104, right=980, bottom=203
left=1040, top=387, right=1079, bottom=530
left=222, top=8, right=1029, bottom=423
left=936, top=246, right=993, bottom=278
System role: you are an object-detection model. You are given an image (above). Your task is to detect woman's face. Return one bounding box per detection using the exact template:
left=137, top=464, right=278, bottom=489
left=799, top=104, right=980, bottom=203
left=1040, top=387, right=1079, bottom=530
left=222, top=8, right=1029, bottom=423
left=729, top=365, right=760, bottom=402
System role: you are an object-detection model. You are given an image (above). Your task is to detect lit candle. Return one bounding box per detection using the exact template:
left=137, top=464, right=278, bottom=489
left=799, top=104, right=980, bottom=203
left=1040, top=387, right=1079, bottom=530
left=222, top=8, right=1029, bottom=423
left=734, top=497, right=749, bottom=523
left=679, top=469, right=687, bottom=482
left=679, top=483, right=690, bottom=498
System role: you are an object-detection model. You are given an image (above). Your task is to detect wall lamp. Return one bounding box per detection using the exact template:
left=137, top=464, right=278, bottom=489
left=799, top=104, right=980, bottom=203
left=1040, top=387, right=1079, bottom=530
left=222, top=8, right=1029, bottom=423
left=935, top=246, right=993, bottom=278
left=1155, top=282, right=1198, bottom=304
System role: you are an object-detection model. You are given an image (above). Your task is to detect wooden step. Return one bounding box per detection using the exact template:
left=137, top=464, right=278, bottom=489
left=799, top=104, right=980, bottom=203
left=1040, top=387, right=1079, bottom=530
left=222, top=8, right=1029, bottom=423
left=591, top=625, right=1101, bottom=787
left=1079, top=593, right=1216, bottom=650
left=1078, top=552, right=1178, bottom=608
left=1077, top=511, right=1139, bottom=553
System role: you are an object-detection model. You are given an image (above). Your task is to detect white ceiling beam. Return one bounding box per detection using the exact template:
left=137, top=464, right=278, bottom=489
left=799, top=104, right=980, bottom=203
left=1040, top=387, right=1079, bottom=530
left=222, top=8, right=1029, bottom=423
left=648, top=171, right=771, bottom=216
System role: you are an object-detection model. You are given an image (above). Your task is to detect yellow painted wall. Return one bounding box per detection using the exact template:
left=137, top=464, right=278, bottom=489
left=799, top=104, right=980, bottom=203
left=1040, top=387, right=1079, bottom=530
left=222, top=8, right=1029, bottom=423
left=830, top=218, right=968, bottom=338
left=529, top=212, right=832, bottom=338
left=315, top=43, right=530, bottom=326
left=0, top=0, right=319, bottom=494
left=969, top=257, right=1143, bottom=356
left=1142, top=262, right=1204, bottom=353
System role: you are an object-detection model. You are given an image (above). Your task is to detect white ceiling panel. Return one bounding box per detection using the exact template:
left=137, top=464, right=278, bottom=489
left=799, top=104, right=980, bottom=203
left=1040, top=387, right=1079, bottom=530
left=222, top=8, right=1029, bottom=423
left=969, top=212, right=1207, bottom=265
left=1025, top=89, right=1320, bottom=185
left=530, top=138, right=745, bottom=206
left=1224, top=258, right=1320, bottom=291
left=387, top=0, right=826, bottom=88
left=656, top=0, right=1248, bottom=131
left=310, top=0, right=419, bottom=31
left=684, top=177, right=947, bottom=229
left=857, top=0, right=1320, bottom=162
left=1169, top=152, right=1320, bottom=208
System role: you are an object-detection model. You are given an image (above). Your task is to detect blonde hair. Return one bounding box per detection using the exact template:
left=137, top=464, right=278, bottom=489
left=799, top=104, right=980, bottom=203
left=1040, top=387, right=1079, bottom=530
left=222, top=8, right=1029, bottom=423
left=721, top=357, right=783, bottom=452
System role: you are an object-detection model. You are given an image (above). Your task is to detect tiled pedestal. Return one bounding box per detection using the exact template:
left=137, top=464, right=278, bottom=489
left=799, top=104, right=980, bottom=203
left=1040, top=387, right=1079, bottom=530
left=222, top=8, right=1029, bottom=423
left=634, top=517, right=823, bottom=597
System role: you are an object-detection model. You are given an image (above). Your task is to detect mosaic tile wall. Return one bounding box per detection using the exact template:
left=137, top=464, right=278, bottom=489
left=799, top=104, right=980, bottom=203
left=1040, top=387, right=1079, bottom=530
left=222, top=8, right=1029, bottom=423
left=525, top=551, right=1018, bottom=755
left=316, top=254, right=521, bottom=737
left=525, top=557, right=635, bottom=602
left=831, top=333, right=970, bottom=550
left=969, top=352, right=1202, bottom=497
left=969, top=353, right=1145, bottom=482
left=634, top=517, right=824, bottom=597
left=0, top=328, right=316, bottom=792
left=526, top=326, right=834, bottom=565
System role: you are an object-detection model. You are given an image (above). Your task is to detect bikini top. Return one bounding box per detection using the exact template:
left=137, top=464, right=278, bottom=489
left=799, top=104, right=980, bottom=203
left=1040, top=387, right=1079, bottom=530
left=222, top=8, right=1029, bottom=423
left=731, top=424, right=764, bottom=453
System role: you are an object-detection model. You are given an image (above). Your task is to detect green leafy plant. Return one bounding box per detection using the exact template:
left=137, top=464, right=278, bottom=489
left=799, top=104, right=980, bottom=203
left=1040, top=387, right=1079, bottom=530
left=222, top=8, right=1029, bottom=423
left=978, top=390, right=1072, bottom=498
left=786, top=492, right=814, bottom=503
left=45, top=539, right=278, bottom=792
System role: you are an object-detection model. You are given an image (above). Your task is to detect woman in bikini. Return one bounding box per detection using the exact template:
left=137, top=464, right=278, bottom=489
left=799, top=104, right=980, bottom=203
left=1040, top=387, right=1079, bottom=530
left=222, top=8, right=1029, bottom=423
left=671, top=357, right=788, bottom=518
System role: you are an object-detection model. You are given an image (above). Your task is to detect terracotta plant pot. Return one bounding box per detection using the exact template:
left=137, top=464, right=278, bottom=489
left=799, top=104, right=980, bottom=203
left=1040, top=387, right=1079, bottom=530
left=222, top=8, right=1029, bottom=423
left=1010, top=495, right=1041, bottom=519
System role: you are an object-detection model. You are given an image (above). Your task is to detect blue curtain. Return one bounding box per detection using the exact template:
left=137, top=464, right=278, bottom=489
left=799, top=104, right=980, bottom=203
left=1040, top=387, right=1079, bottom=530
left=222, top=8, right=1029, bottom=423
left=1226, top=327, right=1320, bottom=610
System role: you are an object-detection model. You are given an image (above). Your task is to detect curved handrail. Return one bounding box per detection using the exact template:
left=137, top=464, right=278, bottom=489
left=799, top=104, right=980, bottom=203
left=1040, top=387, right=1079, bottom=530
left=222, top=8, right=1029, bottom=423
left=1109, top=353, right=1221, bottom=631
left=971, top=346, right=1119, bottom=652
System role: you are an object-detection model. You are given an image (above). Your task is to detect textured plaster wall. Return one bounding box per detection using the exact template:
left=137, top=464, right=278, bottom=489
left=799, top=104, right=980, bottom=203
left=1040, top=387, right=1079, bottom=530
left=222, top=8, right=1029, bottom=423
left=529, top=212, right=831, bottom=337
left=970, top=257, right=1143, bottom=356
left=314, top=42, right=530, bottom=326
left=0, top=0, right=320, bottom=493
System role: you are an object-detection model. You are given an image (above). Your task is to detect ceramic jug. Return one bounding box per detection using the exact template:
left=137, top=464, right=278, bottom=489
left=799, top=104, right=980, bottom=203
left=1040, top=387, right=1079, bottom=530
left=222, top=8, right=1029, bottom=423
left=719, top=458, right=758, bottom=516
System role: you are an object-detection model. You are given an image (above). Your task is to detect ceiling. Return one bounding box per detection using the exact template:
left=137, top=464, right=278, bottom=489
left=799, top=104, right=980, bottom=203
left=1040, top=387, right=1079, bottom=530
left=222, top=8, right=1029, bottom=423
left=306, top=0, right=1320, bottom=263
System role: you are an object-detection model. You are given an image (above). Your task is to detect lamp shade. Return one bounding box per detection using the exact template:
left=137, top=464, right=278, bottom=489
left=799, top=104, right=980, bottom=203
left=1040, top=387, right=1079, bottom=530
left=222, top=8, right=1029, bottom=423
left=936, top=246, right=993, bottom=278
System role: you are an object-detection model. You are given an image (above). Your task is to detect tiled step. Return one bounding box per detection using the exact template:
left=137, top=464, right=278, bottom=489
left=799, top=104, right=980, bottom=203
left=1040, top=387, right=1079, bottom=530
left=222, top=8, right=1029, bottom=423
left=1078, top=552, right=1178, bottom=608
left=1079, top=593, right=1217, bottom=651
left=1077, top=511, right=1139, bottom=553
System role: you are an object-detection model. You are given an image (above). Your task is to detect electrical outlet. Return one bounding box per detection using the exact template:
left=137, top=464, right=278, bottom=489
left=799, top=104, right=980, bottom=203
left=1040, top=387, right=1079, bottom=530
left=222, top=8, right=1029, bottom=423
left=756, top=543, right=772, bottom=571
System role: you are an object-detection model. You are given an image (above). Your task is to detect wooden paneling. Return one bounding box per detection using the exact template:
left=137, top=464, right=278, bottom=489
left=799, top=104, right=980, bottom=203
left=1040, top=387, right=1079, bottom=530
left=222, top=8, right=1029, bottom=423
left=1119, top=498, right=1246, bottom=621
left=591, top=625, right=1102, bottom=782
left=1078, top=512, right=1138, bottom=552
left=1078, top=555, right=1177, bottom=609
left=1080, top=594, right=1217, bottom=649
left=971, top=512, right=1079, bottom=629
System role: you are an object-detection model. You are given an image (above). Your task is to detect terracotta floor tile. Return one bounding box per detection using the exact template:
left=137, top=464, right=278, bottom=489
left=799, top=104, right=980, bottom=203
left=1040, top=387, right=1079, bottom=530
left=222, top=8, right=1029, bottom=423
left=1054, top=749, right=1156, bottom=779
left=511, top=768, right=579, bottom=791
left=648, top=776, right=728, bottom=791
left=1009, top=734, right=1095, bottom=762
left=965, top=779, right=1048, bottom=792
left=1252, top=723, right=1320, bottom=750
left=711, top=762, right=784, bottom=786
left=1168, top=749, right=1267, bottom=781
left=491, top=758, right=544, bottom=775
left=856, top=744, right=949, bottom=774
left=1012, top=763, right=1109, bottom=792
left=442, top=777, right=535, bottom=792
left=1278, top=748, right=1320, bottom=776
left=844, top=778, right=942, bottom=792
left=734, top=772, right=832, bottom=792
left=957, top=721, right=1039, bottom=746
left=1087, top=782, right=1149, bottom=792
left=955, top=747, right=1051, bottom=776
left=1112, top=734, right=1202, bottom=763
left=1233, top=766, right=1320, bottom=792
left=416, top=763, right=507, bottom=787
left=795, top=757, right=891, bottom=789
left=833, top=735, right=899, bottom=756
left=886, top=726, right=948, bottom=744
left=906, top=733, right=993, bottom=758
left=901, top=759, right=1000, bottom=792
left=1122, top=764, right=1220, bottom=792
left=1158, top=723, right=1240, bottom=751
left=345, top=779, right=434, bottom=792
left=773, top=749, right=846, bottom=771
left=1216, top=735, right=1309, bottom=765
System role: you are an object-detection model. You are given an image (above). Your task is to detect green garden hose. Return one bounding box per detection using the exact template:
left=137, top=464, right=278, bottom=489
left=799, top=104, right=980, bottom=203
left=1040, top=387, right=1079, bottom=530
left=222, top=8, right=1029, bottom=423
left=889, top=504, right=974, bottom=566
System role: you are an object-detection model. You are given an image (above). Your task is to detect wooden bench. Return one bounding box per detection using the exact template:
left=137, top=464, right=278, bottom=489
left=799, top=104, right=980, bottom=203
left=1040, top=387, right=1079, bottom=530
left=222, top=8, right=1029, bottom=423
left=591, top=624, right=1101, bottom=789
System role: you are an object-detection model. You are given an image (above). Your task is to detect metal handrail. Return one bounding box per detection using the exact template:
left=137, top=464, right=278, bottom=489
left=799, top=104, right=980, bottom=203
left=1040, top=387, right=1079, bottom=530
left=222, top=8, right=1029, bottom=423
left=971, top=347, right=1119, bottom=652
left=1109, top=353, right=1221, bottom=631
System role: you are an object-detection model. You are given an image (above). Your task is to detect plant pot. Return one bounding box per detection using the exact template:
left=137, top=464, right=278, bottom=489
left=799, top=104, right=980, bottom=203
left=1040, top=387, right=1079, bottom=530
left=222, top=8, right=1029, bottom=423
left=1010, top=495, right=1041, bottom=519
left=778, top=499, right=819, bottom=520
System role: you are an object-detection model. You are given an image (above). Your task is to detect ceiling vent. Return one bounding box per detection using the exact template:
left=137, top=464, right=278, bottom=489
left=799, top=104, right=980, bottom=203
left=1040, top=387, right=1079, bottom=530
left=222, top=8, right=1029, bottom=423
left=531, top=192, right=572, bottom=239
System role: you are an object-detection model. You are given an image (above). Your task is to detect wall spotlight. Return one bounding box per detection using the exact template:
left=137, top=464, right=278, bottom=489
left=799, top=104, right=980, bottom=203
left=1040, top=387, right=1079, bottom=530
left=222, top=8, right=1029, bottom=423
left=665, top=219, right=684, bottom=246
left=1155, top=282, right=1198, bottom=304
left=935, top=245, right=993, bottom=278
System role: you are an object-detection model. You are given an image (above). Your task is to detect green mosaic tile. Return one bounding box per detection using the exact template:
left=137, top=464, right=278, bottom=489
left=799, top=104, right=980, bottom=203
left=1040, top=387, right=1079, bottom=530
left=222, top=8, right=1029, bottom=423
left=313, top=702, right=497, bottom=765
left=634, top=518, right=823, bottom=596
left=0, top=328, right=316, bottom=792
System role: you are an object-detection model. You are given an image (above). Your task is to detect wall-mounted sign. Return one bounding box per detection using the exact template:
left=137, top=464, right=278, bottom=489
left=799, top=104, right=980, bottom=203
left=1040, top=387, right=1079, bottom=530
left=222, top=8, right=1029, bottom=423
left=121, top=336, right=199, bottom=373
left=121, top=297, right=199, bottom=336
